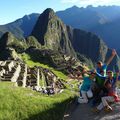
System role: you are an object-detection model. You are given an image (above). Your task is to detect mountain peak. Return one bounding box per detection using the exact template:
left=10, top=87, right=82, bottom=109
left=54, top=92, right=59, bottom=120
left=86, top=5, right=93, bottom=9
left=0, top=31, right=16, bottom=42
left=71, top=5, right=79, bottom=9
left=31, top=8, right=58, bottom=45
left=42, top=8, right=56, bottom=19
left=44, top=8, right=54, bottom=13
left=66, top=5, right=80, bottom=11
left=23, top=15, right=31, bottom=20
left=0, top=32, right=16, bottom=51
left=3, top=32, right=14, bottom=39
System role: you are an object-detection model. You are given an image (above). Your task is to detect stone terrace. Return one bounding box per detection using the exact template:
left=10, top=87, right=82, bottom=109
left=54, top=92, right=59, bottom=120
left=0, top=60, right=65, bottom=94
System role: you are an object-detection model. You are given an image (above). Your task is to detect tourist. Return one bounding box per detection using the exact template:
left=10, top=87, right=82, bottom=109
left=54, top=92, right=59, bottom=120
left=78, top=70, right=96, bottom=103
left=94, top=70, right=120, bottom=112
left=90, top=49, right=117, bottom=106
left=96, top=49, right=116, bottom=76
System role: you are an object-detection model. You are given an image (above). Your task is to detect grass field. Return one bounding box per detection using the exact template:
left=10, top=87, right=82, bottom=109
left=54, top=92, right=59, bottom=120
left=0, top=82, right=77, bottom=120
left=0, top=54, right=78, bottom=120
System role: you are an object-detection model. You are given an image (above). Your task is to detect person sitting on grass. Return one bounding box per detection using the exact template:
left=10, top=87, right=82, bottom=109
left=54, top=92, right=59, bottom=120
left=93, top=70, right=120, bottom=113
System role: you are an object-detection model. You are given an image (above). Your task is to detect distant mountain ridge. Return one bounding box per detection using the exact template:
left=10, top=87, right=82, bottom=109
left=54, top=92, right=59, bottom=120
left=57, top=5, right=109, bottom=29
left=0, top=8, right=120, bottom=71
left=0, top=5, right=120, bottom=49
left=56, top=5, right=120, bottom=49
left=0, top=13, right=39, bottom=39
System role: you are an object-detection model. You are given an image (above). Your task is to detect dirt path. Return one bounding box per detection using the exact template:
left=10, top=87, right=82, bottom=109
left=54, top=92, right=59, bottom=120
left=64, top=101, right=120, bottom=120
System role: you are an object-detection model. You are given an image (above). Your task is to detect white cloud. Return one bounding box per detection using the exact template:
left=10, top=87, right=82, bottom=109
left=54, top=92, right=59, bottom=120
left=61, top=0, right=120, bottom=7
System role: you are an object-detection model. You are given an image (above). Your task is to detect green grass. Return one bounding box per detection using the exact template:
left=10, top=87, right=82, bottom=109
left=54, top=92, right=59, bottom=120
left=0, top=82, right=76, bottom=120
left=0, top=53, right=78, bottom=120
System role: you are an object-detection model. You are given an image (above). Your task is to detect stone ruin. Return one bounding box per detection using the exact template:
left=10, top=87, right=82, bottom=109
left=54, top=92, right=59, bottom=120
left=0, top=60, right=65, bottom=95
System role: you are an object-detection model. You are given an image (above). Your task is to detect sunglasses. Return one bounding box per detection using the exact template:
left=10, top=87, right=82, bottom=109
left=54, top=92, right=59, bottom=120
left=107, top=72, right=112, bottom=74
left=91, top=73, right=96, bottom=75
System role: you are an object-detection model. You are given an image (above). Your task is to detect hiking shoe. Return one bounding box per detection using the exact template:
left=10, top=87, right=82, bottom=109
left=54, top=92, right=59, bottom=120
left=92, top=107, right=100, bottom=113
left=104, top=106, right=113, bottom=112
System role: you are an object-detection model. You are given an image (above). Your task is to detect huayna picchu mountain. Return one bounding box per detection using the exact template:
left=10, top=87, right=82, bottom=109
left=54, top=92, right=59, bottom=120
left=0, top=8, right=120, bottom=71
left=31, top=8, right=76, bottom=57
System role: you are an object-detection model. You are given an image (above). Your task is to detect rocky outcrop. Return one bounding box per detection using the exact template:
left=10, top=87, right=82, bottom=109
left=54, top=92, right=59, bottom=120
left=26, top=36, right=41, bottom=49
left=0, top=32, right=26, bottom=60
left=0, top=32, right=17, bottom=51
left=0, top=32, right=26, bottom=52
left=67, top=26, right=108, bottom=63
left=67, top=26, right=120, bottom=70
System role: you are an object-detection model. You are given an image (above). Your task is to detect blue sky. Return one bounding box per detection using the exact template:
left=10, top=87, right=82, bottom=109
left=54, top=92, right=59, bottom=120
left=0, top=0, right=120, bottom=25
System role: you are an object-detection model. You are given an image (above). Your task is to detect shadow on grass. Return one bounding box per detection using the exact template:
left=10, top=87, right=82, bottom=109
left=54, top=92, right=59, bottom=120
left=25, top=97, right=75, bottom=120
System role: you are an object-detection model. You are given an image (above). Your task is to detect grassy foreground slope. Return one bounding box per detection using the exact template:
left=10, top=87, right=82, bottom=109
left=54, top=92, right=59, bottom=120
left=0, top=54, right=77, bottom=120
left=0, top=82, right=76, bottom=120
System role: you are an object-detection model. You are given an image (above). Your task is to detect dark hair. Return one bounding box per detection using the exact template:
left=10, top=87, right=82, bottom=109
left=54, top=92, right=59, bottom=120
left=97, top=61, right=102, bottom=64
